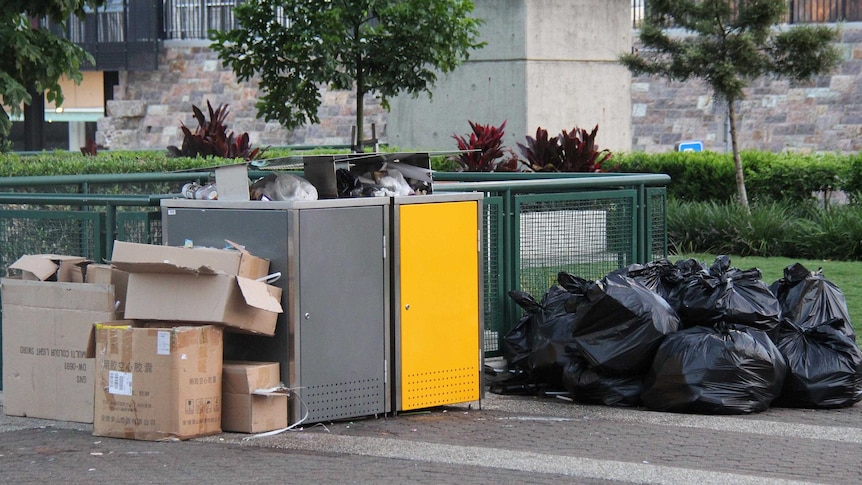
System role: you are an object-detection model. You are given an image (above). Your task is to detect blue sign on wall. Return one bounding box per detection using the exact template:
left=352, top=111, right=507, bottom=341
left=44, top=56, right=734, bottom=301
left=675, top=140, right=704, bottom=152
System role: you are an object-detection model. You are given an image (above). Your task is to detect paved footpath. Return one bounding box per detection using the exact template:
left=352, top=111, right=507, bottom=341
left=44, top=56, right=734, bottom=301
left=1, top=390, right=860, bottom=484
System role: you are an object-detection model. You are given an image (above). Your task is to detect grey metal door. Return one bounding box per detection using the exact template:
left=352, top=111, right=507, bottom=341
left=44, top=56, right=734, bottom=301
left=293, top=206, right=388, bottom=423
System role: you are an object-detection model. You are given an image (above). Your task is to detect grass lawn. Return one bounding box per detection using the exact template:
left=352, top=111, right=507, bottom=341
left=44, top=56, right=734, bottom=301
left=672, top=253, right=862, bottom=341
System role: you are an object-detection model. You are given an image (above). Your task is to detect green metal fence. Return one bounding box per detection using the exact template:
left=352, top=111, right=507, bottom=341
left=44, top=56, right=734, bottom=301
left=434, top=172, right=671, bottom=356
left=0, top=171, right=670, bottom=389
left=0, top=189, right=176, bottom=390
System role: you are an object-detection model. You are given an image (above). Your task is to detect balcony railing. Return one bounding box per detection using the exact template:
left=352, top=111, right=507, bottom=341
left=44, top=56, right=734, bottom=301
left=164, top=0, right=239, bottom=39
left=46, top=0, right=858, bottom=70
left=633, top=0, right=862, bottom=27
left=46, top=0, right=160, bottom=71
left=163, top=0, right=290, bottom=40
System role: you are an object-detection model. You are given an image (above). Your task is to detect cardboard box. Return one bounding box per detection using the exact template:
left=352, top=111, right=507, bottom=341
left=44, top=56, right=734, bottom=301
left=110, top=240, right=270, bottom=280
left=93, top=322, right=223, bottom=441
left=85, top=263, right=129, bottom=315
left=110, top=241, right=282, bottom=335
left=222, top=361, right=288, bottom=433
left=9, top=254, right=88, bottom=282
left=1, top=278, right=116, bottom=423
left=121, top=271, right=282, bottom=336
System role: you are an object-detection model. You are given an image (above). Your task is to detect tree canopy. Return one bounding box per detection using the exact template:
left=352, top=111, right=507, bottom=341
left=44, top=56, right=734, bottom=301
left=620, top=0, right=841, bottom=208
left=0, top=0, right=104, bottom=138
left=210, top=0, right=485, bottom=149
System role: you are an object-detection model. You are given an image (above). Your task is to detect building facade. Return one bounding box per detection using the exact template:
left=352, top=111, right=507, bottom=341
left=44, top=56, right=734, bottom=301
left=10, top=0, right=862, bottom=154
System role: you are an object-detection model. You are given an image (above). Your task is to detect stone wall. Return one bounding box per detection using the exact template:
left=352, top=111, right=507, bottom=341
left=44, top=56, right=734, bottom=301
left=630, top=23, right=862, bottom=154
left=97, top=23, right=862, bottom=155
left=96, top=40, right=386, bottom=151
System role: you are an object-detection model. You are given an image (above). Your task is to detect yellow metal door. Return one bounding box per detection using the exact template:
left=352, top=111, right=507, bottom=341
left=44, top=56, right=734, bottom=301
left=398, top=200, right=480, bottom=410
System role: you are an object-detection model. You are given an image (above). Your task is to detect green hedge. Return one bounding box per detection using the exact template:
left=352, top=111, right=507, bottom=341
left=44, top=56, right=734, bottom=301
left=4, top=149, right=861, bottom=204
left=612, top=150, right=860, bottom=203
left=0, top=148, right=314, bottom=178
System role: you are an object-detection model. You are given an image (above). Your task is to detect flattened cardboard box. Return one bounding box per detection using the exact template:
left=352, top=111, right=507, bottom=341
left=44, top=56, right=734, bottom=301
left=9, top=254, right=88, bottom=282
left=222, top=361, right=288, bottom=433
left=121, top=272, right=282, bottom=335
left=1, top=278, right=116, bottom=423
left=110, top=240, right=270, bottom=280
left=93, top=322, right=223, bottom=441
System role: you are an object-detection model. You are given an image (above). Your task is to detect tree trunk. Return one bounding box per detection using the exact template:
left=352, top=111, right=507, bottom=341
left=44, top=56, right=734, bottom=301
left=727, top=99, right=750, bottom=211
left=354, top=23, right=364, bottom=153
left=23, top=87, right=45, bottom=151
left=355, top=83, right=364, bottom=153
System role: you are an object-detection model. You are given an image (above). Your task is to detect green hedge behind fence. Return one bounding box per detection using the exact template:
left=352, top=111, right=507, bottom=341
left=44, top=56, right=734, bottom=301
left=3, top=149, right=861, bottom=204
left=612, top=150, right=862, bottom=203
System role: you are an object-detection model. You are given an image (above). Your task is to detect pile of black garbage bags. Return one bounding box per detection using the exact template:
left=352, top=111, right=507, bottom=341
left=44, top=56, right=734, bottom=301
left=487, top=256, right=862, bottom=414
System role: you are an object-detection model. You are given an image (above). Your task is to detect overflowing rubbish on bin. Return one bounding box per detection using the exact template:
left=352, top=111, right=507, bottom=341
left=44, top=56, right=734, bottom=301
left=488, top=257, right=862, bottom=414
left=249, top=172, right=319, bottom=201
left=178, top=153, right=435, bottom=201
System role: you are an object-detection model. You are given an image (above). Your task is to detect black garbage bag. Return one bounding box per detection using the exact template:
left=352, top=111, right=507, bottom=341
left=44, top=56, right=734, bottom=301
left=770, top=263, right=855, bottom=338
left=674, top=258, right=708, bottom=277
left=642, top=324, right=787, bottom=414
left=568, top=272, right=680, bottom=376
left=661, top=258, right=709, bottom=313
left=611, top=258, right=683, bottom=301
left=557, top=271, right=591, bottom=297
left=336, top=168, right=363, bottom=197
left=502, top=291, right=539, bottom=372
left=772, top=318, right=862, bottom=408
left=562, top=355, right=643, bottom=407
left=507, top=283, right=580, bottom=388
left=676, top=256, right=781, bottom=341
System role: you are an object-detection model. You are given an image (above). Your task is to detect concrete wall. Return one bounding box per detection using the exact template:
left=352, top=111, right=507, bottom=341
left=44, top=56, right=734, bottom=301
left=387, top=1, right=528, bottom=151
left=387, top=0, right=633, bottom=153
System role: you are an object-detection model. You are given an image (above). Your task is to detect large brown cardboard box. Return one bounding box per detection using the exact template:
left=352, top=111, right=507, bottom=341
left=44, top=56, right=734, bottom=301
left=1, top=278, right=116, bottom=423
left=110, top=240, right=270, bottom=279
left=120, top=271, right=282, bottom=335
left=222, top=361, right=288, bottom=433
left=110, top=241, right=282, bottom=335
left=93, top=322, right=223, bottom=441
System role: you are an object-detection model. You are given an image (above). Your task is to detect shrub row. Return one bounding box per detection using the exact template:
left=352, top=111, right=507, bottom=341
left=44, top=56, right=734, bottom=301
left=612, top=150, right=862, bottom=203
left=667, top=199, right=862, bottom=260
left=6, top=149, right=856, bottom=204
left=0, top=149, right=311, bottom=178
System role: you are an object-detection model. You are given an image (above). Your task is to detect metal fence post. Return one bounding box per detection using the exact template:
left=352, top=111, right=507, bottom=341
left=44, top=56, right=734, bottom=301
left=104, top=203, right=116, bottom=262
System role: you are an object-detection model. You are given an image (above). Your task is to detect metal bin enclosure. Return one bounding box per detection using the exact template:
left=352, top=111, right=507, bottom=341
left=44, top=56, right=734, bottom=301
left=392, top=193, right=484, bottom=411
left=161, top=198, right=390, bottom=425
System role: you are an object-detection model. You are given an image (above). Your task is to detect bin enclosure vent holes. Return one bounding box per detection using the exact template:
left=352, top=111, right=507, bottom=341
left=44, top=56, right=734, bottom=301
left=302, top=378, right=385, bottom=421
left=403, top=366, right=479, bottom=409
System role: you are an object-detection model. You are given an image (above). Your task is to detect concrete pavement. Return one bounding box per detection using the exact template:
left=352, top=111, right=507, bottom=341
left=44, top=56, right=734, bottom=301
left=2, top=388, right=861, bottom=484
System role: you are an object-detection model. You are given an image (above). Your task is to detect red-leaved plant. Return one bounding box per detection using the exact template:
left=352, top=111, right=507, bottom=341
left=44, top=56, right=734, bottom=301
left=518, top=124, right=611, bottom=172
left=167, top=101, right=266, bottom=161
left=517, top=127, right=562, bottom=172
left=451, top=120, right=523, bottom=172
left=559, top=125, right=611, bottom=172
